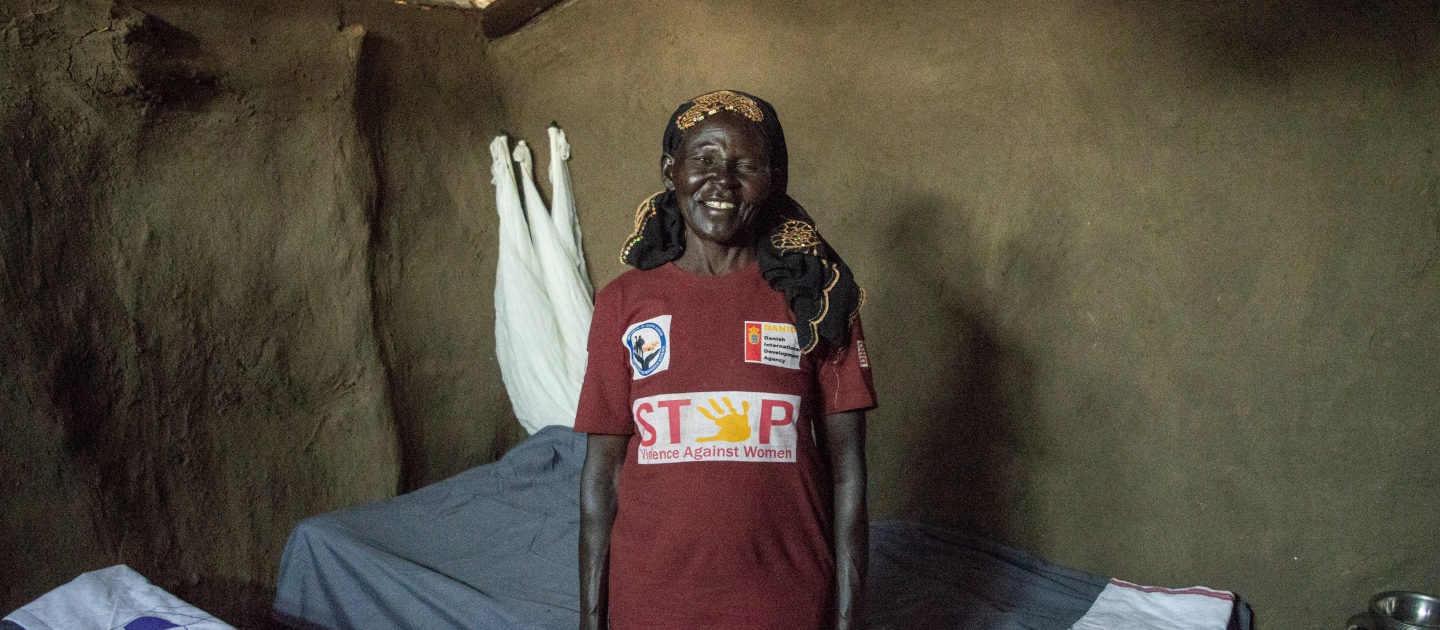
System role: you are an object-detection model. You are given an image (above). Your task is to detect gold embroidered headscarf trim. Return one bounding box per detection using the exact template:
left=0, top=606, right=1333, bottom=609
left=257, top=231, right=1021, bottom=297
left=799, top=261, right=843, bottom=354
left=849, top=287, right=867, bottom=327
left=770, top=220, right=822, bottom=254
left=675, top=90, right=764, bottom=131
left=619, top=191, right=663, bottom=264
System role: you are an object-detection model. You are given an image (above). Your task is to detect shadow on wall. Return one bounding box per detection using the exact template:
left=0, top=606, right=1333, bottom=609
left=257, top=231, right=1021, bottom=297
left=1115, top=0, right=1440, bottom=86
left=129, top=13, right=221, bottom=112
left=872, top=194, right=1041, bottom=546
left=353, top=29, right=409, bottom=492
left=350, top=17, right=527, bottom=493
left=168, top=578, right=275, bottom=630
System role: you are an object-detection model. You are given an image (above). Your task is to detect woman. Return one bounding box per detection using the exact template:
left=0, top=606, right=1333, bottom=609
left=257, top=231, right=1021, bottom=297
left=575, top=90, right=876, bottom=630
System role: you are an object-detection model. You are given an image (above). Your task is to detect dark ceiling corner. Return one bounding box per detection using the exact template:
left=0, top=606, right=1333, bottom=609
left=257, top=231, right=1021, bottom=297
left=482, top=0, right=565, bottom=39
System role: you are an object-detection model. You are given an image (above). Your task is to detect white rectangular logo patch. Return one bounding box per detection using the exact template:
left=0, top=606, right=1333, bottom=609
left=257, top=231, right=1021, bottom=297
left=743, top=321, right=801, bottom=370
left=623, top=315, right=671, bottom=380
left=632, top=391, right=801, bottom=464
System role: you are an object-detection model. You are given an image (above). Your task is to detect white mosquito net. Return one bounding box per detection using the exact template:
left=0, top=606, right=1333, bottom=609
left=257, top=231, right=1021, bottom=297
left=489, top=126, right=592, bottom=434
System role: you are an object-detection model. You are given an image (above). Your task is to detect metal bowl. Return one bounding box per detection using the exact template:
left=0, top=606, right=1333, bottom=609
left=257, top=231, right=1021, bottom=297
left=1370, top=592, right=1440, bottom=630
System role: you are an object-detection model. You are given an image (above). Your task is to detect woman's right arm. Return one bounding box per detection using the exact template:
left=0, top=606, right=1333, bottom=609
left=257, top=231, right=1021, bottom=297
left=579, top=433, right=628, bottom=630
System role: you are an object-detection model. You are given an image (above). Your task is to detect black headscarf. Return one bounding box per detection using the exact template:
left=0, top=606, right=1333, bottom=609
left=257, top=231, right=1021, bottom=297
left=620, top=90, right=862, bottom=355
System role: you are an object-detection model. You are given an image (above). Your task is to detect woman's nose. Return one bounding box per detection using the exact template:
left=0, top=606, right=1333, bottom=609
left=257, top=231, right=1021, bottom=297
left=711, top=164, right=740, bottom=188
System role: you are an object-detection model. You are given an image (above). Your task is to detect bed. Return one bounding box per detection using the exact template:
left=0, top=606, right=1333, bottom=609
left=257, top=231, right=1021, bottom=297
left=271, top=425, right=1251, bottom=630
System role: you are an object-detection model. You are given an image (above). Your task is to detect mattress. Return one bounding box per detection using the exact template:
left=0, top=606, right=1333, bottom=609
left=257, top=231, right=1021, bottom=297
left=272, top=426, right=1249, bottom=630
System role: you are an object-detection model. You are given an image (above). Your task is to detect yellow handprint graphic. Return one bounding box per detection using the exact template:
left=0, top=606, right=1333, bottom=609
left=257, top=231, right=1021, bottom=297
left=696, top=397, right=751, bottom=443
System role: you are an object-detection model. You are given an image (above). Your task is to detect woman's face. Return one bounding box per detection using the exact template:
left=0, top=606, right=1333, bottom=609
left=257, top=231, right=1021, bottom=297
left=662, top=112, right=774, bottom=247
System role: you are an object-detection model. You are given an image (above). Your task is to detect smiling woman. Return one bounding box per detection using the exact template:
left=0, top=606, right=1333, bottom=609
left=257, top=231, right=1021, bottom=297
left=663, top=110, right=774, bottom=259
left=574, top=91, right=878, bottom=630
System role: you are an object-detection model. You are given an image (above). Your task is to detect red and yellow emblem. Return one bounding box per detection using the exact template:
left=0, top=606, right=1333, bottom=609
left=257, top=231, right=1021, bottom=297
left=744, top=323, right=763, bottom=362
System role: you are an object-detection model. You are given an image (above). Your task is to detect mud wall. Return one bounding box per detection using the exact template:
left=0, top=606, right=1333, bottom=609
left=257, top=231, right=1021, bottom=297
left=1, top=0, right=519, bottom=623
left=487, top=1, right=1440, bottom=626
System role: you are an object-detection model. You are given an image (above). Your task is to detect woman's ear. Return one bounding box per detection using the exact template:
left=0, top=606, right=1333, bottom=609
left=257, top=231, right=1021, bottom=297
left=660, top=153, right=677, bottom=191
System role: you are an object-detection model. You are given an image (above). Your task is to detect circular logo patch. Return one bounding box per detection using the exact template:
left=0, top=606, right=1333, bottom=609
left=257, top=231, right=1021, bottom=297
left=628, top=322, right=667, bottom=377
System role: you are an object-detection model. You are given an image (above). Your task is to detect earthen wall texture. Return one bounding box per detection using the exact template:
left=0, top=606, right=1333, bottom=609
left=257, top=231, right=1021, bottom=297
left=1, top=0, right=522, bottom=623
left=487, top=1, right=1440, bottom=627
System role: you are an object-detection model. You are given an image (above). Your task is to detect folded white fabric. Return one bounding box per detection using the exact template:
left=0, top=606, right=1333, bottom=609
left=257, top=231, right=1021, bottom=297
left=1069, top=578, right=1235, bottom=630
left=4, top=565, right=234, bottom=630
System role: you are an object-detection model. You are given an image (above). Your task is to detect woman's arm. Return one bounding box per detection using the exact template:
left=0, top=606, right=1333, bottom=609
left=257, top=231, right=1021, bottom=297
left=820, top=410, right=868, bottom=630
left=579, top=433, right=628, bottom=630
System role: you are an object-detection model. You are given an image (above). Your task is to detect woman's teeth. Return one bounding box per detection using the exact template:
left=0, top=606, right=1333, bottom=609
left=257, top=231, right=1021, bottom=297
left=703, top=200, right=736, bottom=210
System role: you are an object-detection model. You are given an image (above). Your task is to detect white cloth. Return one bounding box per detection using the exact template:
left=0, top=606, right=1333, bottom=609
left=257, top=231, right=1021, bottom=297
left=4, top=565, right=234, bottom=630
left=1068, top=578, right=1235, bottom=630
left=546, top=125, right=591, bottom=297
left=490, top=130, right=592, bottom=434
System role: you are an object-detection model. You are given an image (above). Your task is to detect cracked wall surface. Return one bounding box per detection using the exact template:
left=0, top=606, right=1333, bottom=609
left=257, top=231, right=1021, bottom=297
left=1, top=0, right=519, bottom=623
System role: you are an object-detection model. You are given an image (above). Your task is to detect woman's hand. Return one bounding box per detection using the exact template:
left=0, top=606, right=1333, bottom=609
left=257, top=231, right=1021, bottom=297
left=579, top=434, right=628, bottom=630
left=819, top=411, right=868, bottom=630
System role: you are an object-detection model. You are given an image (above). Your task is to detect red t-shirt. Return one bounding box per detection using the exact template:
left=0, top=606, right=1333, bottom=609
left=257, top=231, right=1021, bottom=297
left=574, top=261, right=877, bottom=630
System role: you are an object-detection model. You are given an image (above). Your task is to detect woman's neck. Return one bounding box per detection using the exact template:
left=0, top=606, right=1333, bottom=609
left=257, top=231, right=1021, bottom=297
left=674, top=231, right=756, bottom=276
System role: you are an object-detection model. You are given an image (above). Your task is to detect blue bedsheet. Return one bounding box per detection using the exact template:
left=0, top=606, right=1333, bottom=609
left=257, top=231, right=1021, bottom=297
left=868, top=519, right=1105, bottom=629
left=273, top=426, right=584, bottom=630
left=273, top=426, right=1245, bottom=630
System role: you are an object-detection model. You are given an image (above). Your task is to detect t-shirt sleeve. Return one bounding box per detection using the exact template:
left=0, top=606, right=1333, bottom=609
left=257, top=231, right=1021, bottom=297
left=818, top=315, right=877, bottom=417
left=573, top=283, right=635, bottom=435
